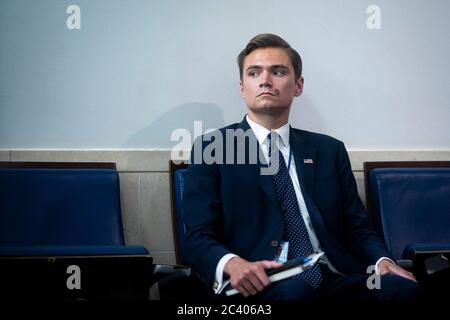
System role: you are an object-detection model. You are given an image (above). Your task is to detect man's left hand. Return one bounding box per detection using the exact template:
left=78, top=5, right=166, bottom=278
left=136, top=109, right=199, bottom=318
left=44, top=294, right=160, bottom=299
left=378, top=259, right=417, bottom=282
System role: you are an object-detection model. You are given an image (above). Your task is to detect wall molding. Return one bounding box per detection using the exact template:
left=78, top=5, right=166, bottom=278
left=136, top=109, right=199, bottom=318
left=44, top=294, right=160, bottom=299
left=2, top=149, right=449, bottom=172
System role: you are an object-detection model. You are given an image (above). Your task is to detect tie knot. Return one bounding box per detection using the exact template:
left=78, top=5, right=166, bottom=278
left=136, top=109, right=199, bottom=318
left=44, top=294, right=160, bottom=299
left=267, top=132, right=281, bottom=148
left=268, top=132, right=281, bottom=156
left=268, top=131, right=279, bottom=141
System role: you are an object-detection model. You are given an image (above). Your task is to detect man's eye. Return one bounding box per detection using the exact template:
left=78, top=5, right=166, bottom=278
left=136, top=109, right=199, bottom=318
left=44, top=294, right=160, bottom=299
left=273, top=70, right=287, bottom=76
left=247, top=71, right=258, bottom=77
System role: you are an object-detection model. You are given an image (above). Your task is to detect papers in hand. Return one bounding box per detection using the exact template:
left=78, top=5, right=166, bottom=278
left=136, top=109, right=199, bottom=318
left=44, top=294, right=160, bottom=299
left=224, top=252, right=324, bottom=296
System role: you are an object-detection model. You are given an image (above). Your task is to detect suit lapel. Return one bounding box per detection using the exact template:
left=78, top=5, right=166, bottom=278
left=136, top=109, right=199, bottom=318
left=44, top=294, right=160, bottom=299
left=258, top=169, right=282, bottom=210
left=237, top=117, right=281, bottom=211
left=290, top=128, right=316, bottom=197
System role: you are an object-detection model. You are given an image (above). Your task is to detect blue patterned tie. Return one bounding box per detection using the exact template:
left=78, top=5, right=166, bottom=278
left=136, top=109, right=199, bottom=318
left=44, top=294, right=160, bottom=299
left=268, top=132, right=322, bottom=288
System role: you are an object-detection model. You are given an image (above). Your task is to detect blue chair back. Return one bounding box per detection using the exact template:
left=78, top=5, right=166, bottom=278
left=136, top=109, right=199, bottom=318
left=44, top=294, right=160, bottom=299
left=0, top=162, right=148, bottom=256
left=365, top=162, right=450, bottom=260
left=169, top=161, right=188, bottom=265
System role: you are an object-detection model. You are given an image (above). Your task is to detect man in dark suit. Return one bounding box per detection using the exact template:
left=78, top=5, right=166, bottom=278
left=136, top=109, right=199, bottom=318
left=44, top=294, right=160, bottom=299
left=182, top=33, right=422, bottom=300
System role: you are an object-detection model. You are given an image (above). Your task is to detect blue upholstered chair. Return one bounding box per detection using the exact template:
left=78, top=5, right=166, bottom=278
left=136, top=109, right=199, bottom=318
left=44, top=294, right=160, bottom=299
left=153, top=161, right=206, bottom=300
left=0, top=161, right=152, bottom=299
left=170, top=161, right=189, bottom=265
left=364, top=161, right=450, bottom=282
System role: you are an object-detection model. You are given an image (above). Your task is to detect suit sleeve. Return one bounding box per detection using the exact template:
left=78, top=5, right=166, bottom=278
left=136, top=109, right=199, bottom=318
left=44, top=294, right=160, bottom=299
left=336, top=141, right=394, bottom=265
left=181, top=137, right=230, bottom=287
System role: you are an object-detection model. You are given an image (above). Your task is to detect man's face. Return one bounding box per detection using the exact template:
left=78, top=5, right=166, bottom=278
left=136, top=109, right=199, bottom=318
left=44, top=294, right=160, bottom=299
left=240, top=47, right=303, bottom=116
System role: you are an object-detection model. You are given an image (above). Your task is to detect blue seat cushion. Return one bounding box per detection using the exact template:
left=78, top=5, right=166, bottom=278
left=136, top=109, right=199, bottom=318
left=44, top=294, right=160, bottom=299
left=369, top=168, right=450, bottom=260
left=0, top=245, right=149, bottom=257
left=0, top=168, right=125, bottom=246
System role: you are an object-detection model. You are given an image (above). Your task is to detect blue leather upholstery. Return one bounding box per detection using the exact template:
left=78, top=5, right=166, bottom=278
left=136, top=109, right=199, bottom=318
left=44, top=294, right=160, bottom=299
left=158, top=164, right=206, bottom=300
left=173, top=169, right=188, bottom=262
left=0, top=167, right=148, bottom=256
left=368, top=168, right=450, bottom=260
left=0, top=245, right=148, bottom=257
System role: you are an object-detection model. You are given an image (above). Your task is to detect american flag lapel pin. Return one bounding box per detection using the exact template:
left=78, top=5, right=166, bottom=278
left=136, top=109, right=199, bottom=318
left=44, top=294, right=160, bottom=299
left=303, top=158, right=314, bottom=164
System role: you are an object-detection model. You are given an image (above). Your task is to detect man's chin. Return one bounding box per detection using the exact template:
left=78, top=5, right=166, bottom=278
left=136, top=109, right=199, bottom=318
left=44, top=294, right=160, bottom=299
left=249, top=106, right=289, bottom=115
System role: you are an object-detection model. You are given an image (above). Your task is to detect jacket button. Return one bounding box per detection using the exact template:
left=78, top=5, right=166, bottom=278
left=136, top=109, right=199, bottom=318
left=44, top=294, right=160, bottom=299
left=270, top=240, right=279, bottom=247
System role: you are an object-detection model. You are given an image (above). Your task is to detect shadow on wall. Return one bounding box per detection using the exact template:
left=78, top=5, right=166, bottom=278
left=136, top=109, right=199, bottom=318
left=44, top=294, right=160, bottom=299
left=124, top=102, right=225, bottom=149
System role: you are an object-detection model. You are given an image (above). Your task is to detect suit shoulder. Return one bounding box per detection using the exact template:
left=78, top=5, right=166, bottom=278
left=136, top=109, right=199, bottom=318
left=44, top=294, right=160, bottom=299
left=192, top=123, right=239, bottom=143
left=291, top=128, right=344, bottom=148
left=218, top=122, right=240, bottom=133
left=204, top=123, right=240, bottom=137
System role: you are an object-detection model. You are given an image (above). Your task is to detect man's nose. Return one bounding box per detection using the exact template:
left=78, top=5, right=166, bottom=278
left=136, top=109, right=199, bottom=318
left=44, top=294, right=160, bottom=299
left=259, top=70, right=272, bottom=88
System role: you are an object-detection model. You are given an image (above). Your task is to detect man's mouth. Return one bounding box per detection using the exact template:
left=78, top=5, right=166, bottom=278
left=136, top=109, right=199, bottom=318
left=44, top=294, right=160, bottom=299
left=257, top=91, right=276, bottom=97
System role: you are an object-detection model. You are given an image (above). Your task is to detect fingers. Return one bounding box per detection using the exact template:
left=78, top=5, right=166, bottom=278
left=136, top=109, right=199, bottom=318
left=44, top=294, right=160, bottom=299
left=252, top=264, right=272, bottom=288
left=245, top=267, right=266, bottom=292
left=236, top=276, right=259, bottom=297
left=260, top=260, right=283, bottom=269
left=398, top=269, right=417, bottom=282
left=231, top=260, right=278, bottom=297
left=233, top=273, right=262, bottom=297
left=384, top=263, right=418, bottom=282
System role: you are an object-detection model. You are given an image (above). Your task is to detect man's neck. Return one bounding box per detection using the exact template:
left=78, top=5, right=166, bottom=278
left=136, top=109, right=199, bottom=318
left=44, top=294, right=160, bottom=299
left=247, top=111, right=289, bottom=130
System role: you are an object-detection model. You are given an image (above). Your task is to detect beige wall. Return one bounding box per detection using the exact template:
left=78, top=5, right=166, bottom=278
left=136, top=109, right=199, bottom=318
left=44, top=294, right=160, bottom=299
left=2, top=149, right=450, bottom=265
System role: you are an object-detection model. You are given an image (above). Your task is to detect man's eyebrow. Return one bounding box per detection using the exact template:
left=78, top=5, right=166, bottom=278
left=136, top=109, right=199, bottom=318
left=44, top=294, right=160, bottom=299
left=269, top=64, right=289, bottom=70
left=245, top=64, right=290, bottom=71
left=245, top=65, right=262, bottom=71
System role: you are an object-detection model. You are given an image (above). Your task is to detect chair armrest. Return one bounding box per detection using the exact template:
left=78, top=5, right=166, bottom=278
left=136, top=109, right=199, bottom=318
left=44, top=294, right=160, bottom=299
left=396, top=259, right=413, bottom=270
left=151, top=264, right=192, bottom=286
left=403, top=243, right=450, bottom=260
left=153, top=264, right=191, bottom=276
left=151, top=264, right=207, bottom=300
left=401, top=243, right=450, bottom=283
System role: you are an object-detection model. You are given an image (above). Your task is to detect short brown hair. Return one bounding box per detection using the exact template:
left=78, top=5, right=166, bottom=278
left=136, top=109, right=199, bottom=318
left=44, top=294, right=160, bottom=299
left=237, top=33, right=302, bottom=81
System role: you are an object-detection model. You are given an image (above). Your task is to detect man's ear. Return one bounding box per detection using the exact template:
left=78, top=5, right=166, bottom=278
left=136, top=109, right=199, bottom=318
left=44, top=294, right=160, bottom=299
left=294, top=76, right=304, bottom=97
left=240, top=81, right=245, bottom=98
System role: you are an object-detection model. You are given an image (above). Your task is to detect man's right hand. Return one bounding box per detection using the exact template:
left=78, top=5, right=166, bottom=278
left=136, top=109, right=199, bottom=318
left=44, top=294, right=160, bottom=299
left=223, top=257, right=283, bottom=297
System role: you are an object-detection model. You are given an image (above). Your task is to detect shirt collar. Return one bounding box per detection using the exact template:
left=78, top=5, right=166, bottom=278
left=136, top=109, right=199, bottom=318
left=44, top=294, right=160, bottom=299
left=246, top=115, right=290, bottom=147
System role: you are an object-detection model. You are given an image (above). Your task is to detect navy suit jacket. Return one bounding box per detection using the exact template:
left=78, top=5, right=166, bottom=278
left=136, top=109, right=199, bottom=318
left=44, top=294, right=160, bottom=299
left=182, top=117, right=393, bottom=289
